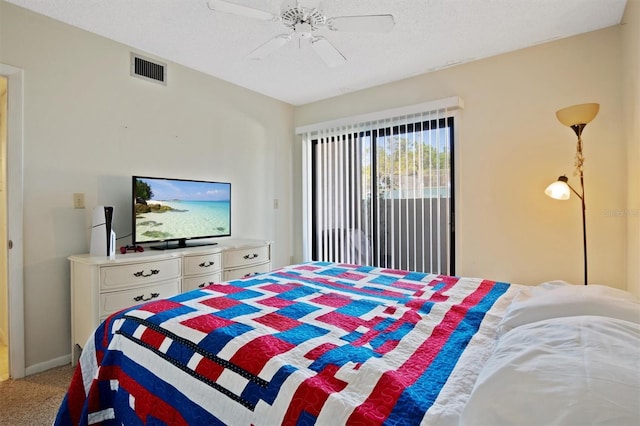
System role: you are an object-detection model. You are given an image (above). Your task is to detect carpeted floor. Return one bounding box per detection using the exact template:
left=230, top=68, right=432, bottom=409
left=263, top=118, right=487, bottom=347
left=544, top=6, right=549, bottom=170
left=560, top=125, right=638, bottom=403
left=0, top=364, right=75, bottom=425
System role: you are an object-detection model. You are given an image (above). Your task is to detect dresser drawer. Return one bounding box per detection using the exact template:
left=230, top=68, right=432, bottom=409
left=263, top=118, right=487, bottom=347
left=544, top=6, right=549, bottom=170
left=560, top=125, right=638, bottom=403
left=184, top=253, right=222, bottom=276
left=100, top=258, right=181, bottom=290
left=224, top=262, right=271, bottom=281
left=183, top=272, right=222, bottom=292
left=224, top=245, right=270, bottom=269
left=99, top=279, right=181, bottom=319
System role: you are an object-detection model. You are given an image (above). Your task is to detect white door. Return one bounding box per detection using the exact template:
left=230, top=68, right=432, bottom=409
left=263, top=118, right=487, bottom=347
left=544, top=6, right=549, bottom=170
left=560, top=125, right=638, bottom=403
left=0, top=64, right=25, bottom=379
left=0, top=76, right=7, bottom=380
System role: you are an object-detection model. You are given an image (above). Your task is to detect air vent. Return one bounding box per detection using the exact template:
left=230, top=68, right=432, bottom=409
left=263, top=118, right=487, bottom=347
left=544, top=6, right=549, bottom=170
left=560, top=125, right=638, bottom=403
left=130, top=53, right=167, bottom=85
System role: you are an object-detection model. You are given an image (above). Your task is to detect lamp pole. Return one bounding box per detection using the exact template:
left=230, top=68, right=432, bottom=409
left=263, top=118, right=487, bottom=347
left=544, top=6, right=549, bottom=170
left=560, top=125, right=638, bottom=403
left=578, top=172, right=587, bottom=286
left=570, top=123, right=587, bottom=286
left=551, top=102, right=598, bottom=286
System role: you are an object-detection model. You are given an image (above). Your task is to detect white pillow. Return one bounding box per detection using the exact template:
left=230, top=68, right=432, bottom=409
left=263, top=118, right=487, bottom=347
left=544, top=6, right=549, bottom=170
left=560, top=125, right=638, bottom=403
left=460, top=316, right=640, bottom=426
left=497, top=282, right=640, bottom=336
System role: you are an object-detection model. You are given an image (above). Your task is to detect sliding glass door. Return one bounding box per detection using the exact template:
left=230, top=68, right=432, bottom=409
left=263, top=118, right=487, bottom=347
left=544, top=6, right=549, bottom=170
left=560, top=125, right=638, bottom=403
left=310, top=116, right=455, bottom=275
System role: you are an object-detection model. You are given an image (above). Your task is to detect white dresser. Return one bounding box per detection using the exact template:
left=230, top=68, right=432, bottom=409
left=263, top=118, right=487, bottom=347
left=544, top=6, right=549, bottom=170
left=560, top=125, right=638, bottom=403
left=182, top=251, right=223, bottom=292
left=69, top=239, right=271, bottom=365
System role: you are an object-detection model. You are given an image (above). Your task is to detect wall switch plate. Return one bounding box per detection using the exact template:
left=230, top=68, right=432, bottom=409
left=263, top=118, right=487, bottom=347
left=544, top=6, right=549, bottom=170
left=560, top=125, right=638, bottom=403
left=73, top=193, right=85, bottom=209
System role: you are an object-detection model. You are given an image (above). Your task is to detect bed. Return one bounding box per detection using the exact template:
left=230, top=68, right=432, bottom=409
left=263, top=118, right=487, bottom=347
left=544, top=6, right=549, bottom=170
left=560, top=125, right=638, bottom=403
left=55, top=262, right=640, bottom=425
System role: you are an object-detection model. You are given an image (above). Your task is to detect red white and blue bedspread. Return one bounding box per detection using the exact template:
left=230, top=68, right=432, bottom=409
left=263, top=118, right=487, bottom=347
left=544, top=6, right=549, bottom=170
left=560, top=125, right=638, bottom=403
left=55, top=262, right=516, bottom=425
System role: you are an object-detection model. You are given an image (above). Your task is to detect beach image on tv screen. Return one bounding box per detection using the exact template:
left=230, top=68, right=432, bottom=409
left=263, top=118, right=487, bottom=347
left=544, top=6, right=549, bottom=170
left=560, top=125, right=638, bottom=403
left=134, top=177, right=231, bottom=243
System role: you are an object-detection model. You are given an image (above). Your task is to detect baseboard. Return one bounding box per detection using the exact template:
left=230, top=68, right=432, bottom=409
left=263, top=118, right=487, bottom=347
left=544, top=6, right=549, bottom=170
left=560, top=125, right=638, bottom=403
left=25, top=353, right=71, bottom=376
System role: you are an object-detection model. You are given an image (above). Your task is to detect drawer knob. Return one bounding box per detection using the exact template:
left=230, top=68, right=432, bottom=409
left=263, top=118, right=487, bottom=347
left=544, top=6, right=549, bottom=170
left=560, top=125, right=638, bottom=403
left=198, top=282, right=209, bottom=288
left=199, top=261, right=216, bottom=268
left=133, top=269, right=160, bottom=278
left=133, top=292, right=160, bottom=302
left=243, top=253, right=259, bottom=260
left=243, top=272, right=260, bottom=278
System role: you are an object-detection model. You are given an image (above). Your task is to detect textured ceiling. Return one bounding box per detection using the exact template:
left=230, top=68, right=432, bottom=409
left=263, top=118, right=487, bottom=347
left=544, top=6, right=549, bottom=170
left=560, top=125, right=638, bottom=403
left=6, top=0, right=627, bottom=105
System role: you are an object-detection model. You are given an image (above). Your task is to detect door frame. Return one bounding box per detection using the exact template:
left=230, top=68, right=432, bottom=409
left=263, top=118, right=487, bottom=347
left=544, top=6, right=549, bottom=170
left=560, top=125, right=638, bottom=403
left=1, top=63, right=25, bottom=379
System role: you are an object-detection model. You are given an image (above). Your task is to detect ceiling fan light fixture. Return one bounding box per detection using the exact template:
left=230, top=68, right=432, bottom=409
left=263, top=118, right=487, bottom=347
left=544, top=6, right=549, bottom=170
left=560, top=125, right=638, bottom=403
left=208, top=0, right=394, bottom=66
left=282, top=7, right=325, bottom=30
left=294, top=21, right=313, bottom=35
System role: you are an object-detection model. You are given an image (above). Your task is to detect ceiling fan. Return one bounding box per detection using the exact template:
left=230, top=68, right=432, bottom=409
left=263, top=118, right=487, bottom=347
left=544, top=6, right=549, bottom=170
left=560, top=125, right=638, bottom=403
left=207, top=0, right=395, bottom=67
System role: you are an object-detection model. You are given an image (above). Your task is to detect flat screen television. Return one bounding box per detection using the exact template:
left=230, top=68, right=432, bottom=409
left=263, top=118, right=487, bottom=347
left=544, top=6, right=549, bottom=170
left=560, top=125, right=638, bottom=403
left=132, top=176, right=231, bottom=250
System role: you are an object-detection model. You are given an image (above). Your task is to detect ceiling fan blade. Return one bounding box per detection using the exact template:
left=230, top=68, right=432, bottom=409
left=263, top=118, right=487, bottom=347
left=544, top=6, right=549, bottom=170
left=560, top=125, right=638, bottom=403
left=311, top=37, right=347, bottom=68
left=247, top=34, right=292, bottom=60
left=207, top=0, right=275, bottom=21
left=326, top=14, right=395, bottom=32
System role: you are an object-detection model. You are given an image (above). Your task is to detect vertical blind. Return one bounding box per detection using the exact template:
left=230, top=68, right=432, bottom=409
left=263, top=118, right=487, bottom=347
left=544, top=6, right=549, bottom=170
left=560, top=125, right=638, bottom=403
left=298, top=97, right=463, bottom=275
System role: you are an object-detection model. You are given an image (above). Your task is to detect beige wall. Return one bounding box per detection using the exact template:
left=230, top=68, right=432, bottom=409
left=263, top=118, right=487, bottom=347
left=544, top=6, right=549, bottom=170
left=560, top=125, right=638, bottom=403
left=0, top=1, right=294, bottom=370
left=623, top=0, right=640, bottom=296
left=295, top=26, right=629, bottom=290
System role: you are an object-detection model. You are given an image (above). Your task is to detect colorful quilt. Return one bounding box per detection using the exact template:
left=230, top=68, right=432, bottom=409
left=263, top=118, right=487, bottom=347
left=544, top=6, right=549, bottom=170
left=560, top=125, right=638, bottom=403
left=55, top=262, right=515, bottom=425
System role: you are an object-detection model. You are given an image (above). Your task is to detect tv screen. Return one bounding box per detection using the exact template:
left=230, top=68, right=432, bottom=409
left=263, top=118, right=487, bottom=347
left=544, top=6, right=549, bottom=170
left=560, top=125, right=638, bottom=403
left=132, top=176, right=231, bottom=250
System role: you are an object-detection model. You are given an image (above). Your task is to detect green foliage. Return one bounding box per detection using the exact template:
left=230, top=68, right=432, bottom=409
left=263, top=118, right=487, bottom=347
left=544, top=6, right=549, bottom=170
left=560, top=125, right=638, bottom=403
left=372, top=135, right=450, bottom=197
left=378, top=135, right=449, bottom=175
left=135, top=179, right=154, bottom=201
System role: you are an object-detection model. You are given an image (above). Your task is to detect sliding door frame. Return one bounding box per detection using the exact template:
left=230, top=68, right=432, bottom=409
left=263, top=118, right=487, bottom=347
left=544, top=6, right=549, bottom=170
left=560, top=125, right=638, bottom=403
left=308, top=115, right=456, bottom=274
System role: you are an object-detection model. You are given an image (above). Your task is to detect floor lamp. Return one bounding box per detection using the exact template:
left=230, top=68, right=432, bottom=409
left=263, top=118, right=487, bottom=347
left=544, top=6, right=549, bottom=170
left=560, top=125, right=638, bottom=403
left=544, top=102, right=599, bottom=286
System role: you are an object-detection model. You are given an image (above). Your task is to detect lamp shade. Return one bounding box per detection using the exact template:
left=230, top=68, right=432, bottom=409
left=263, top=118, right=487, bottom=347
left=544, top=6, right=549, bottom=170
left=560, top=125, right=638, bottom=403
left=556, top=103, right=599, bottom=127
left=545, top=176, right=571, bottom=200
